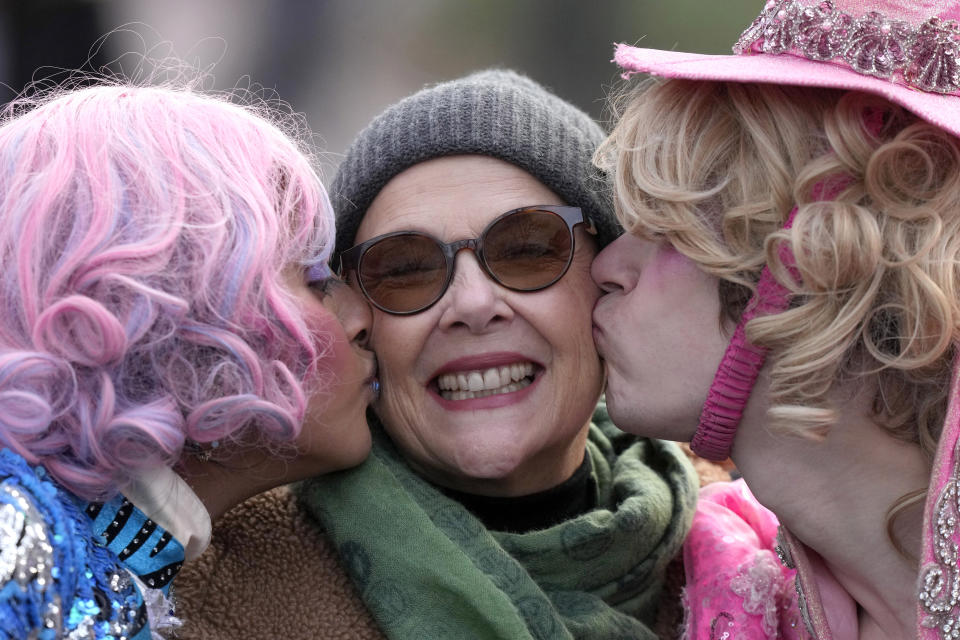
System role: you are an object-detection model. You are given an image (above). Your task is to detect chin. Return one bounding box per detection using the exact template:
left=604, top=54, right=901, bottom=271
left=604, top=395, right=657, bottom=437
left=315, top=425, right=373, bottom=475
left=342, top=426, right=374, bottom=466
left=453, top=457, right=522, bottom=481
left=603, top=393, right=636, bottom=431
left=443, top=442, right=537, bottom=485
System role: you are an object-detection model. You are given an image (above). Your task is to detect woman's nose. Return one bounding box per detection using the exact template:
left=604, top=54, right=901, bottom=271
left=437, top=251, right=513, bottom=332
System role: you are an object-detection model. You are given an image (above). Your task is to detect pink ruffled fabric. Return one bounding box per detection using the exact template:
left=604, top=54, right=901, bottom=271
left=682, top=480, right=811, bottom=639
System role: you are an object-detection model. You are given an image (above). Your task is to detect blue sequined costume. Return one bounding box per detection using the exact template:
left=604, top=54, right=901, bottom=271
left=0, top=449, right=185, bottom=639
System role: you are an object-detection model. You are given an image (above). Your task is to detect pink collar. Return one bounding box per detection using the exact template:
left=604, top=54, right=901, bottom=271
left=777, top=527, right=858, bottom=639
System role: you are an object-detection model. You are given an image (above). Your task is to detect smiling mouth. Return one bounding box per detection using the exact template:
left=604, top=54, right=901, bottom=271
left=435, top=362, right=536, bottom=401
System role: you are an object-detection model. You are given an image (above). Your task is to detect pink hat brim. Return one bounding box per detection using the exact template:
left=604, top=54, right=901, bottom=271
left=615, top=44, right=960, bottom=140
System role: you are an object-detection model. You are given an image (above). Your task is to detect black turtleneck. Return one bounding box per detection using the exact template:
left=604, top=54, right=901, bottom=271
left=440, top=454, right=597, bottom=533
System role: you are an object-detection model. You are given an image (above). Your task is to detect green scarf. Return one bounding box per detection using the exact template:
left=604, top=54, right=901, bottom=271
left=298, top=402, right=697, bottom=640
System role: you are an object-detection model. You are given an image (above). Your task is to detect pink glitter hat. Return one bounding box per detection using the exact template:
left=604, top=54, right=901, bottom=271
left=615, top=0, right=960, bottom=137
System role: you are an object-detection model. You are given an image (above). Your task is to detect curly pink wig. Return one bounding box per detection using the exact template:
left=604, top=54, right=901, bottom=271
left=0, top=83, right=336, bottom=499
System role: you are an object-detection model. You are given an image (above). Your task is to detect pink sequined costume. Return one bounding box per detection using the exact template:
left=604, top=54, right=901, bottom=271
left=611, top=1, right=960, bottom=636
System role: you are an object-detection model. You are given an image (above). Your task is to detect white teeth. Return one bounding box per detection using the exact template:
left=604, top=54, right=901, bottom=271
left=436, top=361, right=537, bottom=400
left=467, top=372, right=484, bottom=392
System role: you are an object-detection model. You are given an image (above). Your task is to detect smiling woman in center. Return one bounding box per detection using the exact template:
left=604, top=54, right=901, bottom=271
left=301, top=70, right=701, bottom=639
left=175, top=69, right=704, bottom=640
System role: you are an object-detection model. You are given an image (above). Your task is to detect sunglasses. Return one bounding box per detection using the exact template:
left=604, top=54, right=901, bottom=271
left=339, top=205, right=596, bottom=315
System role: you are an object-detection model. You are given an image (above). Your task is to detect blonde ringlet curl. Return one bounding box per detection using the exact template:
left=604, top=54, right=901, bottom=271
left=597, top=77, right=960, bottom=460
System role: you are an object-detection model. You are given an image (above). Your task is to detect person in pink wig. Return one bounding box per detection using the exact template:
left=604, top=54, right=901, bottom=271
left=0, top=81, right=377, bottom=639
left=591, top=0, right=960, bottom=637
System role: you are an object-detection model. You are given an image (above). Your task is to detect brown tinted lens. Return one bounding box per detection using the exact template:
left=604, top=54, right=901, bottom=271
left=359, top=234, right=447, bottom=312
left=483, top=210, right=572, bottom=290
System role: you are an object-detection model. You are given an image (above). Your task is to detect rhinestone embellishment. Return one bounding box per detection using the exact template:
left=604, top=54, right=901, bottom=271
left=734, top=0, right=960, bottom=94
left=920, top=473, right=960, bottom=635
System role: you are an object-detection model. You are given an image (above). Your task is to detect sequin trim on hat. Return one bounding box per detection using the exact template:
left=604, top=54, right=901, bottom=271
left=919, top=457, right=960, bottom=636
left=734, top=0, right=960, bottom=94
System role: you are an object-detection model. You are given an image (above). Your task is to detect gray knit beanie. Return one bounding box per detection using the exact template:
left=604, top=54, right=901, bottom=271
left=331, top=69, right=618, bottom=257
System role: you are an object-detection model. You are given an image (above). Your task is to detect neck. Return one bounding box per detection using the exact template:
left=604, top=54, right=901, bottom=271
left=441, top=453, right=596, bottom=532
left=178, top=446, right=309, bottom=522
left=731, top=379, right=928, bottom=639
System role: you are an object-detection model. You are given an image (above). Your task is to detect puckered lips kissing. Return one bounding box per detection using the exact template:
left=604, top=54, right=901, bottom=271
left=591, top=301, right=610, bottom=362
left=429, top=352, right=542, bottom=411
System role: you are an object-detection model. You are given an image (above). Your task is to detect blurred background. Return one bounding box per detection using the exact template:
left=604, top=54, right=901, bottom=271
left=0, top=0, right=758, bottom=181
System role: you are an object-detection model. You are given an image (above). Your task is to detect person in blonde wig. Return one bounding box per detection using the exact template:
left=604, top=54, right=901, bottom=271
left=590, top=0, right=960, bottom=637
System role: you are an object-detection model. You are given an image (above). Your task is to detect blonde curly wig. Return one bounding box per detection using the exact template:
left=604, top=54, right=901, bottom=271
left=597, top=79, right=960, bottom=460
